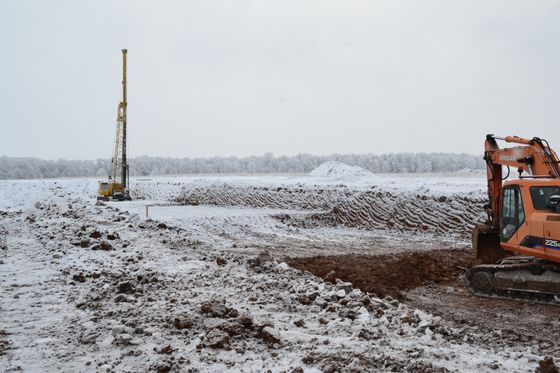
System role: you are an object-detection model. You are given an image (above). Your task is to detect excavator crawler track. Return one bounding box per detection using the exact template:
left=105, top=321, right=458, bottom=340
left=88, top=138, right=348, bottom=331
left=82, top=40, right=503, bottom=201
left=465, top=257, right=560, bottom=305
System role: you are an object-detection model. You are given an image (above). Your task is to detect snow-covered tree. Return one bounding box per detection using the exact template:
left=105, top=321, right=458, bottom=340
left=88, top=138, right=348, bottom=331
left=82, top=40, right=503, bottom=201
left=0, top=153, right=484, bottom=180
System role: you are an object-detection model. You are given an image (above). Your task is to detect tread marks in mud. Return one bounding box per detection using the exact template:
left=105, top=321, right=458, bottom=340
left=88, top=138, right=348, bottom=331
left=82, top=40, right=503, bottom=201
left=320, top=190, right=484, bottom=237
left=175, top=185, right=486, bottom=237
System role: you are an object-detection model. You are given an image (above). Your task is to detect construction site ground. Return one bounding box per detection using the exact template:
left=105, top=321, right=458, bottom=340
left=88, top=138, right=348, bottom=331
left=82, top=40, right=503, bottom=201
left=287, top=250, right=560, bottom=356
left=0, top=171, right=558, bottom=372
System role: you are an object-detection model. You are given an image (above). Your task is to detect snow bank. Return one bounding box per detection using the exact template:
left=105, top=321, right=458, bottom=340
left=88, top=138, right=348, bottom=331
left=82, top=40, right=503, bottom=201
left=308, top=162, right=374, bottom=178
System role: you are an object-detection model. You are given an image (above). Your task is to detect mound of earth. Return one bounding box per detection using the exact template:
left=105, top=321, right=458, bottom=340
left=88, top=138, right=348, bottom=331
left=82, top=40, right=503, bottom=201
left=308, top=161, right=374, bottom=178
left=174, top=184, right=485, bottom=238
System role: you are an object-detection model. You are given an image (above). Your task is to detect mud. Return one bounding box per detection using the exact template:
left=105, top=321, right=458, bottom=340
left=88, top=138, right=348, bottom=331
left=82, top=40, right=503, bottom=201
left=287, top=249, right=560, bottom=357
left=286, top=249, right=472, bottom=299
left=406, top=281, right=560, bottom=356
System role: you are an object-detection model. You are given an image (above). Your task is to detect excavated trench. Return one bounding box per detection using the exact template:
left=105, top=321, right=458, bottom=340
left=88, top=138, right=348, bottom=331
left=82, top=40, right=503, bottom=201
left=286, top=249, right=473, bottom=299
left=287, top=249, right=560, bottom=357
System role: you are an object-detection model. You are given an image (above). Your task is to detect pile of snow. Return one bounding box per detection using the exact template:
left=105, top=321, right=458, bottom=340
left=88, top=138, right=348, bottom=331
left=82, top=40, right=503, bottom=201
left=309, top=162, right=374, bottom=178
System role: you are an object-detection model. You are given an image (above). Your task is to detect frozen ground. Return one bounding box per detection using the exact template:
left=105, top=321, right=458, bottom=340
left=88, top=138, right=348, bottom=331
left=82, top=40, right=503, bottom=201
left=0, top=172, right=557, bottom=372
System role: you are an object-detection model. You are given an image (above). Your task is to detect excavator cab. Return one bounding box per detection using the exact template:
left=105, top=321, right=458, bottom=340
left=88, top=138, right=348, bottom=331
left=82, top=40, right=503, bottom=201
left=97, top=181, right=129, bottom=201
left=98, top=182, right=112, bottom=197
left=484, top=179, right=560, bottom=259
left=500, top=185, right=525, bottom=243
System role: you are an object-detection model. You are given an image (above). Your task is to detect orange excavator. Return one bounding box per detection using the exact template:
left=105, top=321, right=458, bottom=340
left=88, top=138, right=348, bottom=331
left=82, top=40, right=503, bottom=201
left=466, top=134, right=560, bottom=303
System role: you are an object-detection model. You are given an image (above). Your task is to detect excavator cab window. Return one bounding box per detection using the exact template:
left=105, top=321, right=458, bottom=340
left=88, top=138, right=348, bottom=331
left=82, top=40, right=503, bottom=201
left=529, top=186, right=560, bottom=210
left=501, top=186, right=525, bottom=242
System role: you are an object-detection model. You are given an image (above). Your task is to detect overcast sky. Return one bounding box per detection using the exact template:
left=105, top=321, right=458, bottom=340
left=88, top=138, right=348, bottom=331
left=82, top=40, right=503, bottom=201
left=1, top=1, right=559, bottom=160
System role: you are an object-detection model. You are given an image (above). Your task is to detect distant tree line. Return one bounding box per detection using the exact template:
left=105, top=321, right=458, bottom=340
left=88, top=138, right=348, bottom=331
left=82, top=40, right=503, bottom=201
left=0, top=153, right=484, bottom=180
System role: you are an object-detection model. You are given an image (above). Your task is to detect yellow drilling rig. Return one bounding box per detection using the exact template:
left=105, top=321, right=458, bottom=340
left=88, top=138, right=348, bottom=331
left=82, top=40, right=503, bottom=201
left=98, top=49, right=131, bottom=201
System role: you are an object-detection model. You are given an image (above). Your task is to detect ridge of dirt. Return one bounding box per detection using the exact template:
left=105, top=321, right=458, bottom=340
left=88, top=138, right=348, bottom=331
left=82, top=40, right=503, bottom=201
left=172, top=185, right=486, bottom=238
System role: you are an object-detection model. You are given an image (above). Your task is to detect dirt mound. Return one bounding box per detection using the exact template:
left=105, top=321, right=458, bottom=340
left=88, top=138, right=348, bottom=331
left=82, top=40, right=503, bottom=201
left=302, top=190, right=484, bottom=237
left=286, top=249, right=472, bottom=299
left=175, top=185, right=486, bottom=237
left=308, top=161, right=374, bottom=178
left=175, top=185, right=343, bottom=210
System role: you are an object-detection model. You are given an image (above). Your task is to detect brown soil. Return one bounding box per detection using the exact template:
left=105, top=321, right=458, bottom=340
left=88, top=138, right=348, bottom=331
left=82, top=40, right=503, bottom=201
left=286, top=248, right=472, bottom=299
left=287, top=248, right=560, bottom=356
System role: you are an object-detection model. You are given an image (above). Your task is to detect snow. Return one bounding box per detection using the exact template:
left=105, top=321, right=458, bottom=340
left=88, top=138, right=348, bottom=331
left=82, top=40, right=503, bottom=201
left=0, top=173, right=551, bottom=372
left=308, top=161, right=374, bottom=178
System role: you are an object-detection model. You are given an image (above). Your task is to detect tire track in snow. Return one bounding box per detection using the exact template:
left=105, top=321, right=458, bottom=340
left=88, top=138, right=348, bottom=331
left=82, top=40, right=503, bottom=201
left=170, top=185, right=487, bottom=237
left=0, top=218, right=77, bottom=372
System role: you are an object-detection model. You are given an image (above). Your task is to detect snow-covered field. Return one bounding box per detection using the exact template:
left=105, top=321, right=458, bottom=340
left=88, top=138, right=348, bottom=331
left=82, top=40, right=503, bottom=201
left=0, top=168, right=557, bottom=372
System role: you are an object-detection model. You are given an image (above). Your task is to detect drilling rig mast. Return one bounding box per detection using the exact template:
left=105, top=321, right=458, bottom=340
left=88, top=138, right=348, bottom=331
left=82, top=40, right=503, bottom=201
left=98, top=49, right=131, bottom=201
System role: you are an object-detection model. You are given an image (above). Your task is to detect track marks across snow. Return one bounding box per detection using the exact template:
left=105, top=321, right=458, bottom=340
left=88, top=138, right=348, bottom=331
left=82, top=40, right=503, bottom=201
left=173, top=185, right=486, bottom=237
